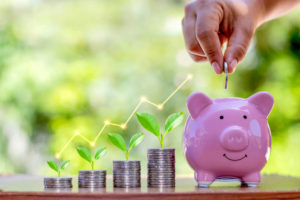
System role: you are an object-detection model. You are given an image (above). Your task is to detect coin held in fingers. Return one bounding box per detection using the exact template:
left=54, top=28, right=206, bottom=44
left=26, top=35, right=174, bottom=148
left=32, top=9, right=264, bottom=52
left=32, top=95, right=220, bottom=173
left=224, top=62, right=228, bottom=90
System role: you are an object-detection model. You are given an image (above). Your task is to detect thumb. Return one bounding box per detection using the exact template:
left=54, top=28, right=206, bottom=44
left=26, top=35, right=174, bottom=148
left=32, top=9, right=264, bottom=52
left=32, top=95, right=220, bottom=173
left=224, top=27, right=254, bottom=73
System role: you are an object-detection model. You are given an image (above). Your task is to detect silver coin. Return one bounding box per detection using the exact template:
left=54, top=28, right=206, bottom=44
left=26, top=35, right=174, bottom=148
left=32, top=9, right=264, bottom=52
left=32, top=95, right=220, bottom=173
left=113, top=182, right=140, bottom=186
left=113, top=170, right=140, bottom=173
left=148, top=177, right=175, bottom=180
left=148, top=180, right=175, bottom=183
left=113, top=178, right=140, bottom=180
left=224, top=61, right=228, bottom=89
left=148, top=166, right=174, bottom=169
left=148, top=159, right=175, bottom=162
left=113, top=160, right=140, bottom=164
left=148, top=182, right=175, bottom=185
left=44, top=188, right=72, bottom=192
left=113, top=187, right=141, bottom=193
left=148, top=171, right=175, bottom=174
left=148, top=185, right=175, bottom=188
left=148, top=151, right=175, bottom=154
left=148, top=157, right=175, bottom=159
left=113, top=179, right=140, bottom=182
left=148, top=157, right=175, bottom=160
left=148, top=165, right=175, bottom=168
left=113, top=180, right=140, bottom=183
left=148, top=168, right=175, bottom=170
left=148, top=169, right=175, bottom=172
left=113, top=172, right=140, bottom=174
left=79, top=170, right=106, bottom=174
left=113, top=177, right=140, bottom=180
left=78, top=188, right=106, bottom=193
left=114, top=171, right=140, bottom=174
left=148, top=175, right=175, bottom=179
left=148, top=148, right=175, bottom=152
left=148, top=174, right=175, bottom=176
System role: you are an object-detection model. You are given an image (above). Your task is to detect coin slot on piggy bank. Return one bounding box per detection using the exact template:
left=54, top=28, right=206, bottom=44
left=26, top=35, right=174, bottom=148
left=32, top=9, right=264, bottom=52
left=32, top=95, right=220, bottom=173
left=183, top=92, right=274, bottom=188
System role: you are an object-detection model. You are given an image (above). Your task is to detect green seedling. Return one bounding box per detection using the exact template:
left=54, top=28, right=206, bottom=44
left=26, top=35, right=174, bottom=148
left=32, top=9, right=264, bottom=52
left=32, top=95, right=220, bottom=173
left=108, top=132, right=144, bottom=161
left=47, top=160, right=70, bottom=177
left=76, top=146, right=107, bottom=170
left=136, top=112, right=184, bottom=148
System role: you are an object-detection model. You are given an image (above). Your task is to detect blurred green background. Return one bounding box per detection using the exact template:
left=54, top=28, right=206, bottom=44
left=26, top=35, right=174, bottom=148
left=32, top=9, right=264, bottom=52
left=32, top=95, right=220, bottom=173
left=0, top=0, right=299, bottom=177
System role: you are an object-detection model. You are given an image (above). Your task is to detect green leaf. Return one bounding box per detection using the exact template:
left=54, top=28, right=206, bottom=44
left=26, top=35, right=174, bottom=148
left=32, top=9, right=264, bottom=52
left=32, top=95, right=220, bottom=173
left=136, top=112, right=160, bottom=136
left=129, top=133, right=144, bottom=150
left=108, top=133, right=127, bottom=152
left=47, top=160, right=59, bottom=172
left=164, top=112, right=184, bottom=133
left=94, top=147, right=107, bottom=160
left=60, top=160, right=70, bottom=170
left=76, top=146, right=92, bottom=163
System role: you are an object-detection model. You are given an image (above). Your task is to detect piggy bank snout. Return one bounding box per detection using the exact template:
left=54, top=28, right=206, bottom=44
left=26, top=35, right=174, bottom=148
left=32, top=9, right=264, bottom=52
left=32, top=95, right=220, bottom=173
left=220, top=127, right=249, bottom=151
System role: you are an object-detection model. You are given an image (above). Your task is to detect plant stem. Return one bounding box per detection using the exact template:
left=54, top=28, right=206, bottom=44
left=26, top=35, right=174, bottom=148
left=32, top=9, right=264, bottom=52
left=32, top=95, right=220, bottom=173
left=91, top=161, right=94, bottom=170
left=160, top=131, right=168, bottom=149
left=125, top=150, right=129, bottom=161
left=58, top=170, right=61, bottom=177
left=157, top=135, right=163, bottom=149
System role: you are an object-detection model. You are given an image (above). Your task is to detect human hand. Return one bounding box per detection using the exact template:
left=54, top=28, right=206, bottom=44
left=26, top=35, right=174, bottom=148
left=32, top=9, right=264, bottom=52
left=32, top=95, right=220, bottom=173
left=182, top=0, right=264, bottom=74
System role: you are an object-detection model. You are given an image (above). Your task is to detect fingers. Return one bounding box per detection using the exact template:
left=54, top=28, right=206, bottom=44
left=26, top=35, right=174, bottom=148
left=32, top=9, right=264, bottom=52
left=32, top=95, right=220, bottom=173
left=187, top=33, right=226, bottom=63
left=182, top=6, right=206, bottom=59
left=195, top=16, right=224, bottom=74
left=189, top=54, right=207, bottom=62
left=224, top=27, right=254, bottom=73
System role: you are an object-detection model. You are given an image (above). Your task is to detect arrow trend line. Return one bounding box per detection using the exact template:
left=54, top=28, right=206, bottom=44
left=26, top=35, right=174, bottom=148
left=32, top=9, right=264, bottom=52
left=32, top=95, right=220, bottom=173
left=56, top=74, right=193, bottom=158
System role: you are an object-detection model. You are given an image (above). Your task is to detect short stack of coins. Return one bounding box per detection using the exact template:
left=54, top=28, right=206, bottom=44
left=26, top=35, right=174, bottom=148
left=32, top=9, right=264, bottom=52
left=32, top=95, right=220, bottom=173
left=78, top=170, right=106, bottom=188
left=147, top=148, right=175, bottom=188
left=44, top=177, right=72, bottom=189
left=113, top=161, right=141, bottom=188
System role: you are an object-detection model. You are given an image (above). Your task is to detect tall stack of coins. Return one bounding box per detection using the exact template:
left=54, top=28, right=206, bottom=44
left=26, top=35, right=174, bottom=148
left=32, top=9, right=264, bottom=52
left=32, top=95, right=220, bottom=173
left=44, top=177, right=72, bottom=189
left=78, top=170, right=106, bottom=188
left=113, top=161, right=141, bottom=188
left=147, top=148, right=175, bottom=188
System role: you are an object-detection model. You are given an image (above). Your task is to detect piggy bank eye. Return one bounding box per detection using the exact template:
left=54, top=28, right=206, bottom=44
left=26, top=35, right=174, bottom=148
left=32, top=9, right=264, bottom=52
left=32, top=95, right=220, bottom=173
left=243, top=115, right=247, bottom=119
left=219, top=115, right=224, bottom=120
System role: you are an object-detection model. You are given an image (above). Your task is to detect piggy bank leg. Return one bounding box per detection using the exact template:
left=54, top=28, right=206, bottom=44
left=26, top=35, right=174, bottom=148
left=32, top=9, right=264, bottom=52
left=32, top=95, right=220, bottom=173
left=242, top=172, right=261, bottom=187
left=195, top=170, right=216, bottom=188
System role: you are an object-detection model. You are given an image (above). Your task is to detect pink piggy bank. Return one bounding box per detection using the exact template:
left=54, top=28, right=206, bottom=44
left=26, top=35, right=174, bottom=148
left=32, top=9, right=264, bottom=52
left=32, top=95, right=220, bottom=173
left=183, top=92, right=274, bottom=187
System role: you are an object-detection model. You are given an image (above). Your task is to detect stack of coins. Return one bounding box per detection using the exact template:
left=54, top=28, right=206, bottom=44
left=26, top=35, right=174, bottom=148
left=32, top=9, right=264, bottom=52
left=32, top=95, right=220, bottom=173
left=147, top=148, right=175, bottom=188
left=44, top=177, right=72, bottom=188
left=78, top=170, right=106, bottom=188
left=113, top=161, right=141, bottom=188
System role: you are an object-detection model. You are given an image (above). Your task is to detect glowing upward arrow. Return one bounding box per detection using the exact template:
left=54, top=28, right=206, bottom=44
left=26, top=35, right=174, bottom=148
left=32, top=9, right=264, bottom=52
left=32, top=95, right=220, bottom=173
left=56, top=74, right=193, bottom=158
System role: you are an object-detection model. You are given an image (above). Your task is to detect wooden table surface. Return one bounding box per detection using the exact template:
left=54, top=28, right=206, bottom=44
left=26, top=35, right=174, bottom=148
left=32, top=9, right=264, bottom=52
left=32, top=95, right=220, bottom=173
left=0, top=174, right=300, bottom=199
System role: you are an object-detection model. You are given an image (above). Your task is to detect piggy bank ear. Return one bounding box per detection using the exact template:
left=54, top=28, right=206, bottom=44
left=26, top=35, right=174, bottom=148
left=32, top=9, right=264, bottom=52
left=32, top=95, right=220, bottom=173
left=248, top=92, right=274, bottom=117
left=187, top=92, right=212, bottom=119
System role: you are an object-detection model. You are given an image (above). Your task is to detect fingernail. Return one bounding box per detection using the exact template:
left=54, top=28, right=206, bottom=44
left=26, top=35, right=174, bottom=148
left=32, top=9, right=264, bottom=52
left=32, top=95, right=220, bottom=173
left=212, top=62, right=221, bottom=74
left=230, top=59, right=237, bottom=72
